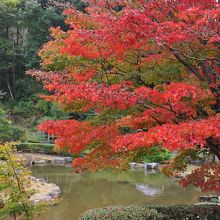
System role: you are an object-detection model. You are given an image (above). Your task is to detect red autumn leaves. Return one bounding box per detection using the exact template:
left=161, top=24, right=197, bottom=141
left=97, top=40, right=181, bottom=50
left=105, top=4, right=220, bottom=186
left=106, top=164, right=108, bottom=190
left=30, top=0, right=220, bottom=190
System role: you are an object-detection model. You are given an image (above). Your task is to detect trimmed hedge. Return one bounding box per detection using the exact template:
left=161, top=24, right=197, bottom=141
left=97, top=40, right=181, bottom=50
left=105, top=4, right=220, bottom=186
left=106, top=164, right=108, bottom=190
left=16, top=142, right=71, bottom=156
left=16, top=142, right=55, bottom=154
left=80, top=206, right=163, bottom=220
left=154, top=205, right=220, bottom=220
left=80, top=205, right=220, bottom=220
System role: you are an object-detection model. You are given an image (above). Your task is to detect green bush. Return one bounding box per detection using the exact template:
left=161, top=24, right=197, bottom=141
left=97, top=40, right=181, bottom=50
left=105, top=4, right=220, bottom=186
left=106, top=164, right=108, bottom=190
left=0, top=108, right=23, bottom=143
left=143, top=147, right=171, bottom=163
left=16, top=142, right=55, bottom=154
left=80, top=205, right=220, bottom=220
left=16, top=142, right=71, bottom=156
left=0, top=143, right=46, bottom=220
left=80, top=206, right=163, bottom=220
left=153, top=205, right=220, bottom=220
left=0, top=122, right=23, bottom=142
left=133, top=146, right=172, bottom=163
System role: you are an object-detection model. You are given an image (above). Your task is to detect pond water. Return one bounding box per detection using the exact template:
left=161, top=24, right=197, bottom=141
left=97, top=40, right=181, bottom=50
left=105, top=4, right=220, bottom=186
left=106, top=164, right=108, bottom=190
left=32, top=166, right=206, bottom=220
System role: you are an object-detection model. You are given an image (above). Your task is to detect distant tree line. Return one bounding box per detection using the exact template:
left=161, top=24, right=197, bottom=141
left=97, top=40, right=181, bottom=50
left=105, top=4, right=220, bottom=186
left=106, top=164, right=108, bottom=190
left=0, top=0, right=86, bottom=129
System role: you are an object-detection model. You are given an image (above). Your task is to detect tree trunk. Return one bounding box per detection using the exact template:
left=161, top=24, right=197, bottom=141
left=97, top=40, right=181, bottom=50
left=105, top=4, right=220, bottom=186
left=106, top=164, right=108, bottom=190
left=207, top=138, right=220, bottom=161
left=7, top=81, right=15, bottom=101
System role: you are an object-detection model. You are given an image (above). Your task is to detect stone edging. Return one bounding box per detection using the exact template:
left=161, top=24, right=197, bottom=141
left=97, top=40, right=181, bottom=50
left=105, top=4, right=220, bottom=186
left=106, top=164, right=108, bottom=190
left=28, top=176, right=61, bottom=204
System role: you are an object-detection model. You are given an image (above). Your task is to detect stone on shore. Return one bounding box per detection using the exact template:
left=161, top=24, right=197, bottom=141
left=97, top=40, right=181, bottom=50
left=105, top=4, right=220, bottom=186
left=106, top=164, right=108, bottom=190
left=29, top=177, right=61, bottom=204
left=17, top=153, right=72, bottom=166
left=130, top=162, right=159, bottom=169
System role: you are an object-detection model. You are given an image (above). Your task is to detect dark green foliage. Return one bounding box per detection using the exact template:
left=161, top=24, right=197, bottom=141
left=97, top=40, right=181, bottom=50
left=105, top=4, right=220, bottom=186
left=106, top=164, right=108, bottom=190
left=16, top=142, right=71, bottom=156
left=19, top=0, right=65, bottom=68
left=142, top=146, right=172, bottom=163
left=0, top=0, right=25, bottom=101
left=0, top=143, right=46, bottom=219
left=154, top=205, right=220, bottom=220
left=71, top=0, right=87, bottom=12
left=16, top=142, right=55, bottom=154
left=0, top=121, right=22, bottom=143
left=0, top=0, right=86, bottom=131
left=0, top=108, right=23, bottom=142
left=80, top=205, right=220, bottom=220
left=6, top=96, right=68, bottom=128
left=133, top=146, right=172, bottom=163
left=80, top=206, right=163, bottom=220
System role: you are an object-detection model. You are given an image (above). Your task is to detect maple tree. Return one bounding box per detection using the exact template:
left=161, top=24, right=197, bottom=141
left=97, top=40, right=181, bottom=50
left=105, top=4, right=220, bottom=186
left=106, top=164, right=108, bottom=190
left=29, top=0, right=220, bottom=190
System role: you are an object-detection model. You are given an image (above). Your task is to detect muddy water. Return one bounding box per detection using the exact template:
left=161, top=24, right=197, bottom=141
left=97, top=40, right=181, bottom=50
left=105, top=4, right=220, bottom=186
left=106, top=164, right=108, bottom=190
left=32, top=166, right=206, bottom=220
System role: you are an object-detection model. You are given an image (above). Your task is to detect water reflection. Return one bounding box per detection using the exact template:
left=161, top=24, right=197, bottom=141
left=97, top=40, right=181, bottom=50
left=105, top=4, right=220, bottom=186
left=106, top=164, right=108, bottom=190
left=32, top=166, right=205, bottom=220
left=136, top=184, right=163, bottom=196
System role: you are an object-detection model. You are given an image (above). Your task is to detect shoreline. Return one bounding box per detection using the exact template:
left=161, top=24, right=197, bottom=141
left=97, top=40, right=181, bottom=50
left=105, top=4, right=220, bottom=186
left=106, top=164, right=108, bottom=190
left=17, top=152, right=73, bottom=166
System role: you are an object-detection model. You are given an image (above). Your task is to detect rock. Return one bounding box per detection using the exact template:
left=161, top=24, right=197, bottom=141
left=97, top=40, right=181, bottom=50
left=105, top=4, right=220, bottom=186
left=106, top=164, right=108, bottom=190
left=130, top=162, right=159, bottom=169
left=145, top=162, right=159, bottom=169
left=30, top=193, right=53, bottom=204
left=130, top=162, right=144, bottom=168
left=49, top=189, right=60, bottom=198
left=35, top=160, right=46, bottom=165
left=28, top=177, right=61, bottom=204
left=53, top=158, right=65, bottom=164
left=38, top=178, right=47, bottom=183
left=28, top=176, right=37, bottom=182
left=17, top=153, right=73, bottom=167
left=136, top=163, right=145, bottom=168
left=130, top=162, right=136, bottom=167
left=48, top=183, right=61, bottom=193
left=64, top=157, right=72, bottom=163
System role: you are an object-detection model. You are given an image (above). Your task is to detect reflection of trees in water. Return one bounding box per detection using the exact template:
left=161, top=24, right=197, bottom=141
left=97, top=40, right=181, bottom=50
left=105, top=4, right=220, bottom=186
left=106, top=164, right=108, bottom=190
left=32, top=167, right=204, bottom=206
left=86, top=169, right=172, bottom=188
left=32, top=167, right=82, bottom=194
left=32, top=167, right=172, bottom=197
left=32, top=166, right=207, bottom=220
left=32, top=167, right=178, bottom=196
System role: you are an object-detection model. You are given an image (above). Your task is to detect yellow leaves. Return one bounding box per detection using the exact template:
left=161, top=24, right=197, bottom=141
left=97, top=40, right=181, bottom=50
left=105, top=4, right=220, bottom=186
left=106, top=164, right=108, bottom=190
left=203, top=106, right=215, bottom=116
left=67, top=13, right=99, bottom=30
left=0, top=0, right=18, bottom=7
left=60, top=99, right=89, bottom=112
left=38, top=28, right=68, bottom=71
left=0, top=143, right=48, bottom=219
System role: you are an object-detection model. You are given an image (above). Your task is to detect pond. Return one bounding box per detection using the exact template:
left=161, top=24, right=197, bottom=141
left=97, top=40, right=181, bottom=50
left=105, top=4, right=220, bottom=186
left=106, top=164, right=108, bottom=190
left=32, top=166, right=206, bottom=220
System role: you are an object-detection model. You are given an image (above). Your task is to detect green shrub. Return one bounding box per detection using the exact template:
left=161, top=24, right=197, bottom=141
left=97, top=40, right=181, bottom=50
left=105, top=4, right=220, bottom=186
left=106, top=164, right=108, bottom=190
left=0, top=108, right=23, bottom=143
left=16, top=142, right=71, bottom=156
left=143, top=147, right=171, bottom=163
left=153, top=205, right=220, bottom=220
left=80, top=205, right=220, bottom=220
left=16, top=142, right=55, bottom=154
left=80, top=205, right=163, bottom=220
left=0, top=143, right=46, bottom=219
left=133, top=146, right=172, bottom=163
